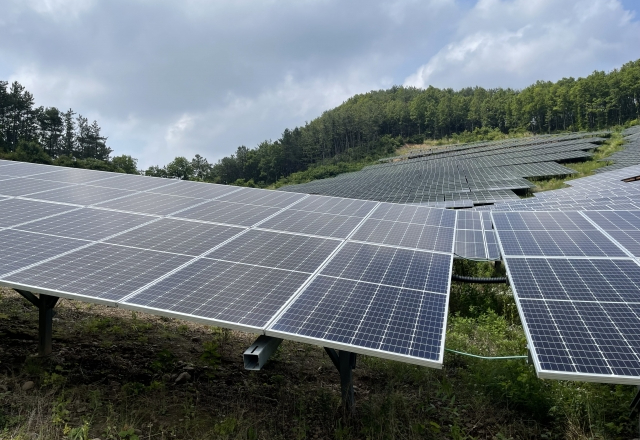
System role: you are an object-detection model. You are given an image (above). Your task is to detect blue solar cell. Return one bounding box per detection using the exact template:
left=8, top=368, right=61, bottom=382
left=259, top=209, right=363, bottom=238
left=290, top=195, right=377, bottom=217
left=370, top=203, right=456, bottom=227
left=171, top=200, right=281, bottom=226
left=206, top=229, right=340, bottom=272
left=321, top=242, right=451, bottom=293
left=0, top=229, right=87, bottom=277
left=519, top=299, right=640, bottom=377
left=454, top=229, right=485, bottom=259
left=351, top=218, right=454, bottom=253
left=269, top=275, right=447, bottom=362
left=498, top=229, right=627, bottom=257
left=4, top=243, right=192, bottom=302
left=507, top=258, right=640, bottom=302
left=492, top=211, right=596, bottom=231
left=0, top=199, right=78, bottom=228
left=124, top=258, right=310, bottom=329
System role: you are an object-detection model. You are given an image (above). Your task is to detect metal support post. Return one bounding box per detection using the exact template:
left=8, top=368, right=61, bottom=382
left=325, top=348, right=356, bottom=411
left=15, top=290, right=59, bottom=357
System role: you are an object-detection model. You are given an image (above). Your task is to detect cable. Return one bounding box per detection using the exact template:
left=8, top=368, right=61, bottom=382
left=445, top=348, right=527, bottom=360
left=451, top=274, right=508, bottom=284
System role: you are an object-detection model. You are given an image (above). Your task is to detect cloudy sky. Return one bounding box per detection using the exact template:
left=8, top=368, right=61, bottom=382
left=2, top=0, right=639, bottom=168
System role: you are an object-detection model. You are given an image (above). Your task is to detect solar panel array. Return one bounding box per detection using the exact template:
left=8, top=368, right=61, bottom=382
left=280, top=134, right=603, bottom=205
left=471, top=126, right=640, bottom=383
left=492, top=211, right=640, bottom=384
left=0, top=160, right=456, bottom=368
left=2, top=124, right=640, bottom=383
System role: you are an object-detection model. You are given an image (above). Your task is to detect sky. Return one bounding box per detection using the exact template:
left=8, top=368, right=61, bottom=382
left=1, top=0, right=639, bottom=169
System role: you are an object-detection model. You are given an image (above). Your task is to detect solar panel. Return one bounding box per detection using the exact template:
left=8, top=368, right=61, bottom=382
left=0, top=199, right=79, bottom=228
left=15, top=208, right=154, bottom=241
left=493, top=210, right=640, bottom=384
left=507, top=258, right=640, bottom=302
left=351, top=219, right=454, bottom=253
left=206, top=230, right=340, bottom=273
left=258, top=210, right=365, bottom=238
left=27, top=185, right=136, bottom=206
left=454, top=229, right=486, bottom=259
left=147, top=180, right=242, bottom=199
left=267, top=275, right=448, bottom=367
left=88, top=174, right=178, bottom=191
left=0, top=178, right=74, bottom=197
left=519, top=299, right=640, bottom=380
left=3, top=243, right=193, bottom=304
left=32, top=168, right=119, bottom=184
left=484, top=230, right=501, bottom=260
left=0, top=161, right=457, bottom=371
left=320, top=242, right=451, bottom=293
left=217, top=188, right=305, bottom=207
left=96, top=192, right=205, bottom=215
left=496, top=229, right=628, bottom=257
left=584, top=211, right=640, bottom=257
left=123, top=259, right=311, bottom=330
left=171, top=200, right=283, bottom=226
left=0, top=229, right=88, bottom=276
left=104, top=218, right=244, bottom=256
left=290, top=195, right=377, bottom=217
left=0, top=163, right=62, bottom=177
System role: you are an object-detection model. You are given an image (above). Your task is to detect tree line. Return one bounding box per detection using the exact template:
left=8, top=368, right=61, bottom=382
left=5, top=58, right=639, bottom=185
left=146, top=58, right=640, bottom=187
left=0, top=81, right=138, bottom=174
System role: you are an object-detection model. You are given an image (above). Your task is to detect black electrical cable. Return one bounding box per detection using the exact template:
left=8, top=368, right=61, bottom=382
left=451, top=274, right=508, bottom=284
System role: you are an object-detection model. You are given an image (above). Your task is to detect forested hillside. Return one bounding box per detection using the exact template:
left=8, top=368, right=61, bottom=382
left=0, top=81, right=138, bottom=174
left=4, top=59, right=639, bottom=183
left=146, top=58, right=640, bottom=186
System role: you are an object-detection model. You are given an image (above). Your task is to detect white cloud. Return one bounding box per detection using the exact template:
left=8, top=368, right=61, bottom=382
left=405, top=0, right=640, bottom=90
left=1, top=0, right=638, bottom=168
left=23, top=0, right=96, bottom=20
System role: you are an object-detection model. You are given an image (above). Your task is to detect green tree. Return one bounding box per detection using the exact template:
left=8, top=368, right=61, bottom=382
left=165, top=156, right=194, bottom=180
left=112, top=155, right=139, bottom=174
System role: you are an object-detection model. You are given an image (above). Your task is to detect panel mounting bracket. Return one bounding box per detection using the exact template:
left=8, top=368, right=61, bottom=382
left=243, top=335, right=282, bottom=370
left=15, top=290, right=59, bottom=357
left=324, top=347, right=356, bottom=412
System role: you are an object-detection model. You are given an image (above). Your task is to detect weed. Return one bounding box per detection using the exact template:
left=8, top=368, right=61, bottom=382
left=122, top=382, right=146, bottom=397
left=42, top=371, right=67, bottom=388
left=177, top=324, right=189, bottom=335
left=200, top=340, right=221, bottom=369
left=150, top=348, right=176, bottom=372
left=82, top=316, right=113, bottom=334
left=67, top=421, right=90, bottom=440
left=213, top=417, right=237, bottom=437
left=118, top=426, right=139, bottom=440
left=52, top=396, right=71, bottom=426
